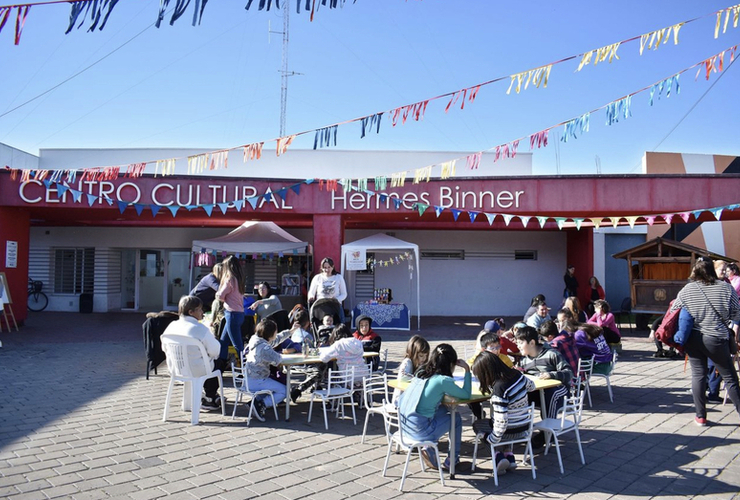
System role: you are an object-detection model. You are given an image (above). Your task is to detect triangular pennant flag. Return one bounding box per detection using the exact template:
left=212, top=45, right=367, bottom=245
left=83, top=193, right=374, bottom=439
left=679, top=212, right=690, bottom=223
left=451, top=209, right=462, bottom=221
left=185, top=205, right=197, bottom=211
left=502, top=214, right=513, bottom=226
left=71, top=189, right=83, bottom=203
left=573, top=218, right=584, bottom=230
left=485, top=213, right=496, bottom=225
left=537, top=216, right=548, bottom=228
left=117, top=201, right=128, bottom=214
left=663, top=214, right=674, bottom=224
left=290, top=184, right=301, bottom=195
left=103, top=195, right=113, bottom=206
left=150, top=204, right=161, bottom=217
left=202, top=204, right=214, bottom=216
left=217, top=202, right=229, bottom=215
left=392, top=198, right=402, bottom=210
left=263, top=189, right=272, bottom=202
left=627, top=216, right=638, bottom=228
left=711, top=208, right=724, bottom=220
left=234, top=199, right=244, bottom=212
left=555, top=217, right=567, bottom=230
left=728, top=204, right=740, bottom=211
left=43, top=180, right=52, bottom=189
left=247, top=197, right=259, bottom=209
left=57, top=184, right=69, bottom=198
left=468, top=211, right=479, bottom=222
left=646, top=216, right=656, bottom=226
left=379, top=193, right=388, bottom=203
left=434, top=206, right=444, bottom=218
left=610, top=217, right=620, bottom=228
left=167, top=205, right=180, bottom=217
left=86, top=193, right=98, bottom=206
left=519, top=215, right=531, bottom=228
left=590, top=217, right=602, bottom=229
left=305, top=179, right=315, bottom=185
left=275, top=187, right=288, bottom=201
left=416, top=203, right=428, bottom=216
left=691, top=210, right=703, bottom=220
left=134, top=203, right=146, bottom=216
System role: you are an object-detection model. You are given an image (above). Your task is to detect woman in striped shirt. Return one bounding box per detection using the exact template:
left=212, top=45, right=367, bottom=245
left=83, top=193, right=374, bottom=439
left=472, top=351, right=536, bottom=476
left=672, top=257, right=740, bottom=426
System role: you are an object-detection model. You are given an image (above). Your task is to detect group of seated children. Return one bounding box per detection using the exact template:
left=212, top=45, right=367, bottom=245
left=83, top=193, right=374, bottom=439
left=239, top=310, right=383, bottom=420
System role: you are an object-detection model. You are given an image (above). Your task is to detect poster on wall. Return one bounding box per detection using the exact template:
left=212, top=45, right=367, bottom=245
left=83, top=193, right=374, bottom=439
left=5, top=241, right=17, bottom=269
left=345, top=249, right=367, bottom=271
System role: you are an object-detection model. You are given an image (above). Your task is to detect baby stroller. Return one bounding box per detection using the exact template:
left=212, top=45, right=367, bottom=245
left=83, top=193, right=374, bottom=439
left=310, top=298, right=343, bottom=347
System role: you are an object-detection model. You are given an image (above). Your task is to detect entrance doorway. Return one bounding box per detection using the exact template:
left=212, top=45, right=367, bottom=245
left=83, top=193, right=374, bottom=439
left=120, top=249, right=191, bottom=311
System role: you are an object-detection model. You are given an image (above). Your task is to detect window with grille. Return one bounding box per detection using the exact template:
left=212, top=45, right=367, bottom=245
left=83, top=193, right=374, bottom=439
left=54, top=248, right=95, bottom=294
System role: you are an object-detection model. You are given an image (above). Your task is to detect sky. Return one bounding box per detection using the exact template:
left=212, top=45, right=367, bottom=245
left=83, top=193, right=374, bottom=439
left=1, top=0, right=739, bottom=176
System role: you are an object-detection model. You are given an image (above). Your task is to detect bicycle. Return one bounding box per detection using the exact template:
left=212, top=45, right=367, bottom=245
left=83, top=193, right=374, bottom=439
left=28, top=278, right=49, bottom=312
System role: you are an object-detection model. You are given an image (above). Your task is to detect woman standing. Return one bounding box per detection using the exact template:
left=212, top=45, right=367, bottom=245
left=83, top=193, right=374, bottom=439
left=398, top=344, right=472, bottom=471
left=586, top=276, right=605, bottom=316
left=563, top=265, right=578, bottom=300
left=672, top=257, right=740, bottom=426
left=308, top=257, right=348, bottom=322
left=216, top=256, right=246, bottom=360
left=249, top=281, right=283, bottom=321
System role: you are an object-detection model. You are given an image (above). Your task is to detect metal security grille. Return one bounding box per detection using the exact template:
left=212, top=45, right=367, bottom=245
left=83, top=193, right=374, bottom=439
left=53, top=248, right=95, bottom=294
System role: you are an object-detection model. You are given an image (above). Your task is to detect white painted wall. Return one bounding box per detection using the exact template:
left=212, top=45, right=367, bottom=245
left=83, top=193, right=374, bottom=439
left=345, top=229, right=567, bottom=317
left=1, top=143, right=38, bottom=170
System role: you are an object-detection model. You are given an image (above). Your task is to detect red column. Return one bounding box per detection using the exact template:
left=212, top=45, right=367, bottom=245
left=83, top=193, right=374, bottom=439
left=566, top=227, right=594, bottom=310
left=312, top=214, right=344, bottom=271
left=0, top=207, right=30, bottom=325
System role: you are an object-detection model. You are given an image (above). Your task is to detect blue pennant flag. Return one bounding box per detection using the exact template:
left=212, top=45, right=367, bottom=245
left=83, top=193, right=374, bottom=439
left=276, top=188, right=288, bottom=201
left=485, top=213, right=496, bottom=225
left=71, top=189, right=83, bottom=203
left=134, top=204, right=146, bottom=216
left=247, top=197, right=259, bottom=209
left=57, top=184, right=70, bottom=198
left=202, top=204, right=214, bottom=216
left=217, top=203, right=229, bottom=214
left=103, top=196, right=113, bottom=206
left=379, top=194, right=388, bottom=203
left=263, top=192, right=272, bottom=202
left=711, top=208, right=724, bottom=220
left=185, top=205, right=197, bottom=211
left=468, top=211, right=479, bottom=223
left=451, top=209, right=462, bottom=221
left=234, top=199, right=244, bottom=212
left=392, top=198, right=402, bottom=210
left=150, top=205, right=161, bottom=217
left=43, top=180, right=52, bottom=189
left=117, top=201, right=128, bottom=214
left=167, top=205, right=179, bottom=217
left=305, top=179, right=315, bottom=185
left=434, top=206, right=444, bottom=217
left=691, top=210, right=703, bottom=219
left=290, top=184, right=301, bottom=195
left=86, top=194, right=98, bottom=206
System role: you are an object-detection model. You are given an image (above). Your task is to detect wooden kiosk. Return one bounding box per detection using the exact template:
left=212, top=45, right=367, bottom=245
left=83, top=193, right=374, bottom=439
left=613, top=237, right=734, bottom=326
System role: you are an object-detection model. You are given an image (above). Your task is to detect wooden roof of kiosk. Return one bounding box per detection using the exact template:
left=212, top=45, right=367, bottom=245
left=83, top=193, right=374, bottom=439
left=612, top=237, right=735, bottom=315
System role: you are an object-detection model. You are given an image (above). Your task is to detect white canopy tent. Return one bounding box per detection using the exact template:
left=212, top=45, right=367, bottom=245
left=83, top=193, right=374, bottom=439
left=192, top=221, right=308, bottom=255
left=340, top=233, right=420, bottom=330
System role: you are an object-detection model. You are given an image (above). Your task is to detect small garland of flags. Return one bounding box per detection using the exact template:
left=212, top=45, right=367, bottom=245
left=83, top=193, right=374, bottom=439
left=367, top=252, right=412, bottom=271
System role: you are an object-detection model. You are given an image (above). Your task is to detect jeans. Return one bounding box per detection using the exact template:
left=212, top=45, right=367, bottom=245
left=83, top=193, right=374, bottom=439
left=247, top=377, right=287, bottom=408
left=220, top=310, right=245, bottom=360
left=684, top=332, right=740, bottom=419
left=204, top=358, right=227, bottom=400
left=707, top=358, right=722, bottom=398
left=402, top=406, right=462, bottom=462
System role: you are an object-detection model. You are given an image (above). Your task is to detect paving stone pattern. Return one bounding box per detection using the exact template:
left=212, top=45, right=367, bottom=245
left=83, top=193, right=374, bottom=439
left=1, top=313, right=739, bottom=499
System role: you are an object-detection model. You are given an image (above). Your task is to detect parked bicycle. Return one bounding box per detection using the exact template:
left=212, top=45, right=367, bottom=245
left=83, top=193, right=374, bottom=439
left=28, top=278, right=48, bottom=312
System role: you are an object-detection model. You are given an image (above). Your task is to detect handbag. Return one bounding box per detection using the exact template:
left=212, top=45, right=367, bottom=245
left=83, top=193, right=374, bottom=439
left=693, top=283, right=738, bottom=354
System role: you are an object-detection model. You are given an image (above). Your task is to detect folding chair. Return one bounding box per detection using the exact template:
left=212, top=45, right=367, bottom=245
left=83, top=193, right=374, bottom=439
left=308, top=366, right=357, bottom=430
left=534, top=392, right=586, bottom=474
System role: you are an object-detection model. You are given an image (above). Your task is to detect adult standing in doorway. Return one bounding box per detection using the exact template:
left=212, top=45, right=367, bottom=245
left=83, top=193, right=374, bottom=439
left=308, top=257, right=348, bottom=323
left=563, top=265, right=579, bottom=301
left=672, top=257, right=740, bottom=426
left=216, top=256, right=246, bottom=361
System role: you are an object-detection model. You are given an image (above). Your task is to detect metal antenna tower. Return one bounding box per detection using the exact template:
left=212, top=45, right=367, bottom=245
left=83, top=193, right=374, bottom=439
left=269, top=1, right=302, bottom=137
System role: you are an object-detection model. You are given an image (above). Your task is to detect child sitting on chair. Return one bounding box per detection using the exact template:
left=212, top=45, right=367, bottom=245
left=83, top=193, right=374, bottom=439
left=278, top=309, right=314, bottom=354
left=244, top=319, right=286, bottom=421
left=353, top=315, right=382, bottom=371
left=321, top=324, right=368, bottom=383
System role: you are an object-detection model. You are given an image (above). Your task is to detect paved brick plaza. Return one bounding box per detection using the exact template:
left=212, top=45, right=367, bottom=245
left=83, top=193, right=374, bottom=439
left=1, top=312, right=739, bottom=499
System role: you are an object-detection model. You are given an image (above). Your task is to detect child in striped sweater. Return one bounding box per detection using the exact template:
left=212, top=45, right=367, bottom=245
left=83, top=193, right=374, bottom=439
left=472, top=350, right=536, bottom=476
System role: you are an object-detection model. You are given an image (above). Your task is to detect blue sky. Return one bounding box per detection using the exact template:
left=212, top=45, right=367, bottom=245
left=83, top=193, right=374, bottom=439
left=1, top=0, right=739, bottom=175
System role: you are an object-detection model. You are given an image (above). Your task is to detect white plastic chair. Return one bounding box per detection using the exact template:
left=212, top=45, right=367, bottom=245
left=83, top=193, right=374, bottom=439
left=576, top=357, right=594, bottom=407
left=591, top=351, right=618, bottom=403
left=161, top=334, right=225, bottom=425
left=381, top=409, right=445, bottom=491
left=470, top=403, right=537, bottom=486
left=231, top=362, right=279, bottom=425
left=308, top=366, right=357, bottom=430
left=360, top=373, right=396, bottom=444
left=533, top=391, right=586, bottom=474
left=376, top=348, right=389, bottom=375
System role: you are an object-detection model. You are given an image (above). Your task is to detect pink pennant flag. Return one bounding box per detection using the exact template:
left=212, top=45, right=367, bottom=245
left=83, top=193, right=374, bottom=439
left=679, top=212, right=690, bottom=223
left=14, top=5, right=30, bottom=45
left=662, top=214, right=674, bottom=224
left=646, top=216, right=656, bottom=226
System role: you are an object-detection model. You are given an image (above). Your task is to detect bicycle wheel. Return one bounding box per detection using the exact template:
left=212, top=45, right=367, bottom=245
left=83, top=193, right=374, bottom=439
left=28, top=292, right=48, bottom=312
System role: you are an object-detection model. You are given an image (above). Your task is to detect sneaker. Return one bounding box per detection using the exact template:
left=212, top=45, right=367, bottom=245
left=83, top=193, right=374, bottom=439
left=201, top=396, right=221, bottom=411
left=290, top=388, right=302, bottom=404
left=441, top=456, right=460, bottom=471
left=252, top=397, right=266, bottom=422
left=495, top=452, right=509, bottom=476
left=707, top=394, right=723, bottom=404
left=504, top=453, right=517, bottom=470
left=695, top=416, right=708, bottom=427
left=652, top=350, right=665, bottom=358
left=420, top=447, right=439, bottom=470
